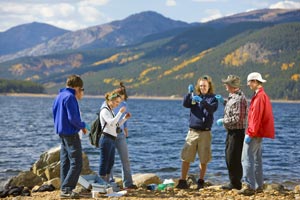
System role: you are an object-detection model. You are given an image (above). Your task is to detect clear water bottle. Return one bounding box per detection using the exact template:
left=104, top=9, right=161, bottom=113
left=191, top=92, right=196, bottom=105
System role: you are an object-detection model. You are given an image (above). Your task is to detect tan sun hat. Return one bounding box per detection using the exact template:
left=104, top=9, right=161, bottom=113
left=247, top=72, right=266, bottom=83
left=222, top=75, right=241, bottom=88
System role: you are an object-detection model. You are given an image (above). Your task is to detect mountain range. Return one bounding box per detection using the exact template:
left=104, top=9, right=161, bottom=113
left=0, top=8, right=299, bottom=100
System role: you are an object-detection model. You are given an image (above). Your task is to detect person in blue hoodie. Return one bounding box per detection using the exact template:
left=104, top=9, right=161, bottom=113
left=52, top=74, right=89, bottom=199
left=176, top=75, right=218, bottom=190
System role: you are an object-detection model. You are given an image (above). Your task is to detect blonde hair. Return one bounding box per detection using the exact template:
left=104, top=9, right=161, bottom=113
left=195, top=75, right=215, bottom=95
left=105, top=91, right=121, bottom=103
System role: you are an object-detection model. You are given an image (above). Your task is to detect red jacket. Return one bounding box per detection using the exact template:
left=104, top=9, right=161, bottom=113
left=247, top=87, right=275, bottom=139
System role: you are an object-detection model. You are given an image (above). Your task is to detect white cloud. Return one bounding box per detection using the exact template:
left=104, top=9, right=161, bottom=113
left=269, top=1, right=300, bottom=9
left=78, top=6, right=103, bottom=22
left=200, top=9, right=223, bottom=22
left=78, top=0, right=110, bottom=7
left=166, top=0, right=177, bottom=6
left=0, top=1, right=111, bottom=32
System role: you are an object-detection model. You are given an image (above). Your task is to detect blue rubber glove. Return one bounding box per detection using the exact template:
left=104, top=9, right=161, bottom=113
left=215, top=94, right=225, bottom=104
left=192, top=95, right=202, bottom=103
left=188, top=84, right=194, bottom=93
left=216, top=118, right=224, bottom=126
left=85, top=123, right=91, bottom=131
left=245, top=135, right=252, bottom=144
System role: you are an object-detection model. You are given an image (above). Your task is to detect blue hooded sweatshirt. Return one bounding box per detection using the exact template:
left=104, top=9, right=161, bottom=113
left=183, top=93, right=218, bottom=130
left=53, top=88, right=86, bottom=136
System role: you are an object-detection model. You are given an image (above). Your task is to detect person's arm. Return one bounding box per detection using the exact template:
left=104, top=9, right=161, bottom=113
left=101, top=108, right=123, bottom=126
left=123, top=127, right=129, bottom=137
left=183, top=93, right=193, bottom=108
left=201, top=96, right=218, bottom=114
left=66, top=96, right=86, bottom=129
left=247, top=96, right=264, bottom=137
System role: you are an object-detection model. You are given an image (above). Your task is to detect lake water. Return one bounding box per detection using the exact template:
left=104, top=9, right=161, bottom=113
left=0, top=95, right=299, bottom=189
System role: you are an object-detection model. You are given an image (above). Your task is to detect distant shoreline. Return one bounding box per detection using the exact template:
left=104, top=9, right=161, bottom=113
left=1, top=93, right=300, bottom=103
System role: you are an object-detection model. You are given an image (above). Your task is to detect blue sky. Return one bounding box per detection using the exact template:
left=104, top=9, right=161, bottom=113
left=0, top=0, right=299, bottom=32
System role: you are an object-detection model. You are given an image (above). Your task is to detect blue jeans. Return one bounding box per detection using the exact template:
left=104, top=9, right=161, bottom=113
left=241, top=137, right=263, bottom=190
left=110, top=133, right=134, bottom=187
left=60, top=134, right=82, bottom=192
left=99, top=135, right=116, bottom=177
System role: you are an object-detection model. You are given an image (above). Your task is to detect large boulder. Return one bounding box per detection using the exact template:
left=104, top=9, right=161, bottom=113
left=32, top=146, right=93, bottom=180
left=132, top=173, right=161, bottom=187
left=6, top=171, right=43, bottom=189
left=294, top=185, right=300, bottom=194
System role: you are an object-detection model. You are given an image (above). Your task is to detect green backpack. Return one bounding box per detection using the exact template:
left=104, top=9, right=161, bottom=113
left=89, top=107, right=108, bottom=148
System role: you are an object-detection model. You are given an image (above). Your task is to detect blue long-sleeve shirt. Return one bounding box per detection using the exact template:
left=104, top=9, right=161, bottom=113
left=53, top=88, right=85, bottom=136
left=183, top=93, right=218, bottom=130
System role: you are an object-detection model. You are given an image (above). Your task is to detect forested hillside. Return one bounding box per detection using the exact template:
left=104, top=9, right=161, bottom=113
left=0, top=10, right=299, bottom=100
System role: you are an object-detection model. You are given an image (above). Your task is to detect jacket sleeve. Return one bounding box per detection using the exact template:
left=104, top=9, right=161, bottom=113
left=201, top=96, right=218, bottom=114
left=101, top=108, right=123, bottom=126
left=247, top=96, right=264, bottom=137
left=66, top=96, right=85, bottom=129
left=183, top=93, right=193, bottom=108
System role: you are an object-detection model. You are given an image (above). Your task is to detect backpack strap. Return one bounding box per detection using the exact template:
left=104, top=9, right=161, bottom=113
left=100, top=106, right=110, bottom=131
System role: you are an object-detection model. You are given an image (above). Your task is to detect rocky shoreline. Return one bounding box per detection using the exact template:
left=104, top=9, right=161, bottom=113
left=1, top=147, right=300, bottom=199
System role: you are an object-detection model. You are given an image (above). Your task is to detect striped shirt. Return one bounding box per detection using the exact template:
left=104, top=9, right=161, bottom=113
left=223, top=89, right=248, bottom=130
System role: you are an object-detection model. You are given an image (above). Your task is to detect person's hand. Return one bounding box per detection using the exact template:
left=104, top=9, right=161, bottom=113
left=215, top=95, right=225, bottom=104
left=192, top=95, right=202, bottom=103
left=188, top=84, right=194, bottom=93
left=245, top=135, right=252, bottom=144
left=120, top=106, right=126, bottom=113
left=82, top=128, right=88, bottom=134
left=125, top=112, right=131, bottom=119
left=216, top=118, right=224, bottom=126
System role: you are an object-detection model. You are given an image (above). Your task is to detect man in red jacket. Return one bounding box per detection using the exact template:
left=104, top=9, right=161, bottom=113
left=239, top=72, right=275, bottom=196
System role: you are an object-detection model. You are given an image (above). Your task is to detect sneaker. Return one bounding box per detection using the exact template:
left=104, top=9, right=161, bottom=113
left=124, top=184, right=138, bottom=190
left=197, top=179, right=205, bottom=190
left=238, top=186, right=255, bottom=196
left=60, top=191, right=80, bottom=199
left=175, top=179, right=189, bottom=189
left=222, top=183, right=242, bottom=190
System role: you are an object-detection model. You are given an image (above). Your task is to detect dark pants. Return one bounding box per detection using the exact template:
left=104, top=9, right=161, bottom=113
left=225, top=129, right=245, bottom=189
left=99, top=134, right=116, bottom=176
left=60, top=133, right=82, bottom=192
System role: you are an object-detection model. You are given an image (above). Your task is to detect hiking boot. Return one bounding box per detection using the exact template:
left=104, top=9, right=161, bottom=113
left=175, top=179, right=189, bottom=189
left=197, top=179, right=205, bottom=190
left=238, top=186, right=255, bottom=196
left=221, top=183, right=234, bottom=190
left=222, top=183, right=242, bottom=190
left=60, top=191, right=80, bottom=199
left=124, top=184, right=138, bottom=190
left=256, top=187, right=264, bottom=193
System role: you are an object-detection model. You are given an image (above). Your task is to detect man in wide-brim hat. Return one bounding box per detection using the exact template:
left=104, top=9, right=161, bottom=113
left=217, top=75, right=248, bottom=191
